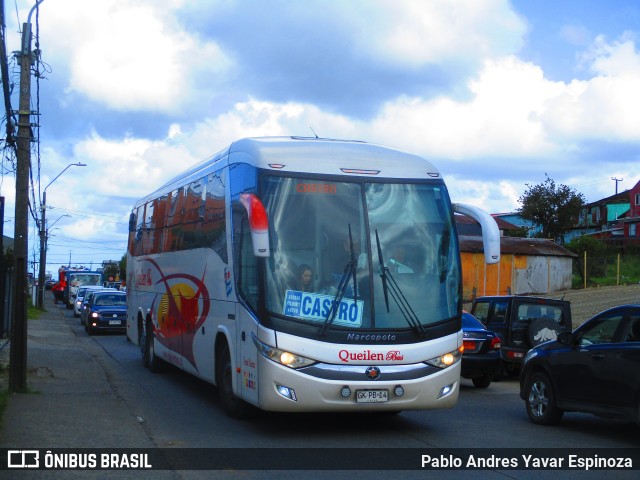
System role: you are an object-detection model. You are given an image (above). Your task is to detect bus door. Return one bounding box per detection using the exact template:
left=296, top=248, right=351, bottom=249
left=234, top=210, right=260, bottom=405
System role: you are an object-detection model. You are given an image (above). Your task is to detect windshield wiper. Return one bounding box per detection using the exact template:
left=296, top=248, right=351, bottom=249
left=375, top=229, right=425, bottom=337
left=319, top=225, right=358, bottom=336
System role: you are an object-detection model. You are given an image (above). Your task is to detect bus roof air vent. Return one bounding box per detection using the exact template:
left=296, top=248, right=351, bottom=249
left=340, top=168, right=380, bottom=175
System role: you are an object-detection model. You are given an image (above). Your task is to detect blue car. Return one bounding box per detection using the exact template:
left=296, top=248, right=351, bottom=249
left=461, top=312, right=502, bottom=388
left=520, top=305, right=640, bottom=425
left=85, top=291, right=127, bottom=335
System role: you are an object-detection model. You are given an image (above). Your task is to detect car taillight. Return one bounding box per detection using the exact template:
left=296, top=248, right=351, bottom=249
left=490, top=336, right=501, bottom=349
left=463, top=340, right=476, bottom=351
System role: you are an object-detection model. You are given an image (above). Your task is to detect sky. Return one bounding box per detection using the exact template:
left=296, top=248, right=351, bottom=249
left=1, top=0, right=640, bottom=276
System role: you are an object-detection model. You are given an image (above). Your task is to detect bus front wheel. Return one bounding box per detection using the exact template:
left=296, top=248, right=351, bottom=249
left=216, top=344, right=254, bottom=419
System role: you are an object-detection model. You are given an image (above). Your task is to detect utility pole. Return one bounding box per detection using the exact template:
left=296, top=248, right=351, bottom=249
left=9, top=1, right=44, bottom=392
left=0, top=196, right=5, bottom=338
left=611, top=177, right=623, bottom=195
left=9, top=21, right=33, bottom=392
left=37, top=197, right=45, bottom=308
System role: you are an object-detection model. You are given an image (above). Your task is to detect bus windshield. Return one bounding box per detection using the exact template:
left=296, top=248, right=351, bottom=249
left=262, top=176, right=460, bottom=331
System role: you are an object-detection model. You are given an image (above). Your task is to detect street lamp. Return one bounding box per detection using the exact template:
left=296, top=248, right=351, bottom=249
left=37, top=162, right=86, bottom=309
left=48, top=214, right=70, bottom=231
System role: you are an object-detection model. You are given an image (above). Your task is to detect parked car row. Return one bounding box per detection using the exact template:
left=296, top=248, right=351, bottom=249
left=71, top=287, right=127, bottom=336
left=466, top=295, right=640, bottom=427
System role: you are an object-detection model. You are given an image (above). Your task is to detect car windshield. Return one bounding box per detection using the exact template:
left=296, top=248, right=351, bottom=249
left=83, top=292, right=98, bottom=304
left=262, top=176, right=460, bottom=331
left=94, top=294, right=126, bottom=306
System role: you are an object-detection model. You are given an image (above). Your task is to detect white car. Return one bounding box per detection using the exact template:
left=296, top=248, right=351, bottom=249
left=73, top=285, right=109, bottom=318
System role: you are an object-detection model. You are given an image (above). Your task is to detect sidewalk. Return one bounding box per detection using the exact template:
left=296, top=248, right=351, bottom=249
left=0, top=293, right=154, bottom=449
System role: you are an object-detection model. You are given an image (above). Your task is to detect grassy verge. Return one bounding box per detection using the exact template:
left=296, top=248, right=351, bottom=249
left=28, top=303, right=42, bottom=320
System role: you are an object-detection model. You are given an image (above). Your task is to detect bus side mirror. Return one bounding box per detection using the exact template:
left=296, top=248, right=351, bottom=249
left=453, top=203, right=500, bottom=264
left=129, top=212, right=137, bottom=233
left=240, top=193, right=270, bottom=257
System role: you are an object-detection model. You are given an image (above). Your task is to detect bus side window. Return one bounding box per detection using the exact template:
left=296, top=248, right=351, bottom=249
left=205, top=170, right=228, bottom=263
left=133, top=204, right=145, bottom=256
left=142, top=200, right=155, bottom=255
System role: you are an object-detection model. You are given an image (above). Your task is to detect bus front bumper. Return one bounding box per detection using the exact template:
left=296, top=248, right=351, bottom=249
left=255, top=356, right=461, bottom=412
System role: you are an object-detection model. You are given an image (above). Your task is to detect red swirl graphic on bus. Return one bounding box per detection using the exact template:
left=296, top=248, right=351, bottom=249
left=141, top=258, right=210, bottom=370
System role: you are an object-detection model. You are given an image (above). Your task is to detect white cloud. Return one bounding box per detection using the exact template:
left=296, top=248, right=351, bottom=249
left=365, top=56, right=563, bottom=159
left=444, top=177, right=522, bottom=213
left=71, top=130, right=199, bottom=198
left=348, top=0, right=526, bottom=67
left=182, top=99, right=359, bottom=158
left=543, top=35, right=640, bottom=141
left=35, top=0, right=231, bottom=113
left=584, top=33, right=640, bottom=76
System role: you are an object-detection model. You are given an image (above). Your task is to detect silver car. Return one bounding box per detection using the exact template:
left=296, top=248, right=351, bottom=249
left=79, top=288, right=115, bottom=325
left=73, top=285, right=106, bottom=318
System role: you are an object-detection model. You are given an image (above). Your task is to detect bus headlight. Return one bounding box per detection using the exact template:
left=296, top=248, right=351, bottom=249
left=425, top=348, right=462, bottom=369
left=252, top=333, right=316, bottom=369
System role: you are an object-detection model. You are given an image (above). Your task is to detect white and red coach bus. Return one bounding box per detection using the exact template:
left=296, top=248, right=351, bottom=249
left=126, top=136, right=499, bottom=417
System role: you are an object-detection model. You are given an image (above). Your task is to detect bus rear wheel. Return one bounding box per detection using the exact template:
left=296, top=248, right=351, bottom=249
left=216, top=344, right=255, bottom=419
left=143, top=319, right=163, bottom=373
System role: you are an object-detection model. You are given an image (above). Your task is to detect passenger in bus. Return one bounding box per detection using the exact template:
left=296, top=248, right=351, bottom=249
left=321, top=234, right=369, bottom=299
left=331, top=234, right=366, bottom=271
left=389, top=245, right=414, bottom=274
left=295, top=264, right=314, bottom=292
left=344, top=235, right=367, bottom=271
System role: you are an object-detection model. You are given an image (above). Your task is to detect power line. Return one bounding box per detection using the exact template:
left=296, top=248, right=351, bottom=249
left=48, top=205, right=129, bottom=224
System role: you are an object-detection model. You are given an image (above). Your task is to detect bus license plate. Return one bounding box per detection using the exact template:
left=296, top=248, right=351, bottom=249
left=109, top=320, right=121, bottom=325
left=356, top=390, right=388, bottom=403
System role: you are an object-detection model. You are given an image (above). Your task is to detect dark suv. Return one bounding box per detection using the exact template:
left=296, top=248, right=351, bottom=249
left=470, top=295, right=572, bottom=376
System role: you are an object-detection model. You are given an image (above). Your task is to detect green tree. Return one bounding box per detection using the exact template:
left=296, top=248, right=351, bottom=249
left=518, top=175, right=585, bottom=243
left=102, top=261, right=120, bottom=281
left=119, top=253, right=127, bottom=281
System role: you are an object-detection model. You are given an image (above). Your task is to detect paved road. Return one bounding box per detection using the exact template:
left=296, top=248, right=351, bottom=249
left=1, top=293, right=638, bottom=479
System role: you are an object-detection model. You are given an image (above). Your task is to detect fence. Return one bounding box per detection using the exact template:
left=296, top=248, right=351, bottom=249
left=574, top=251, right=640, bottom=288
